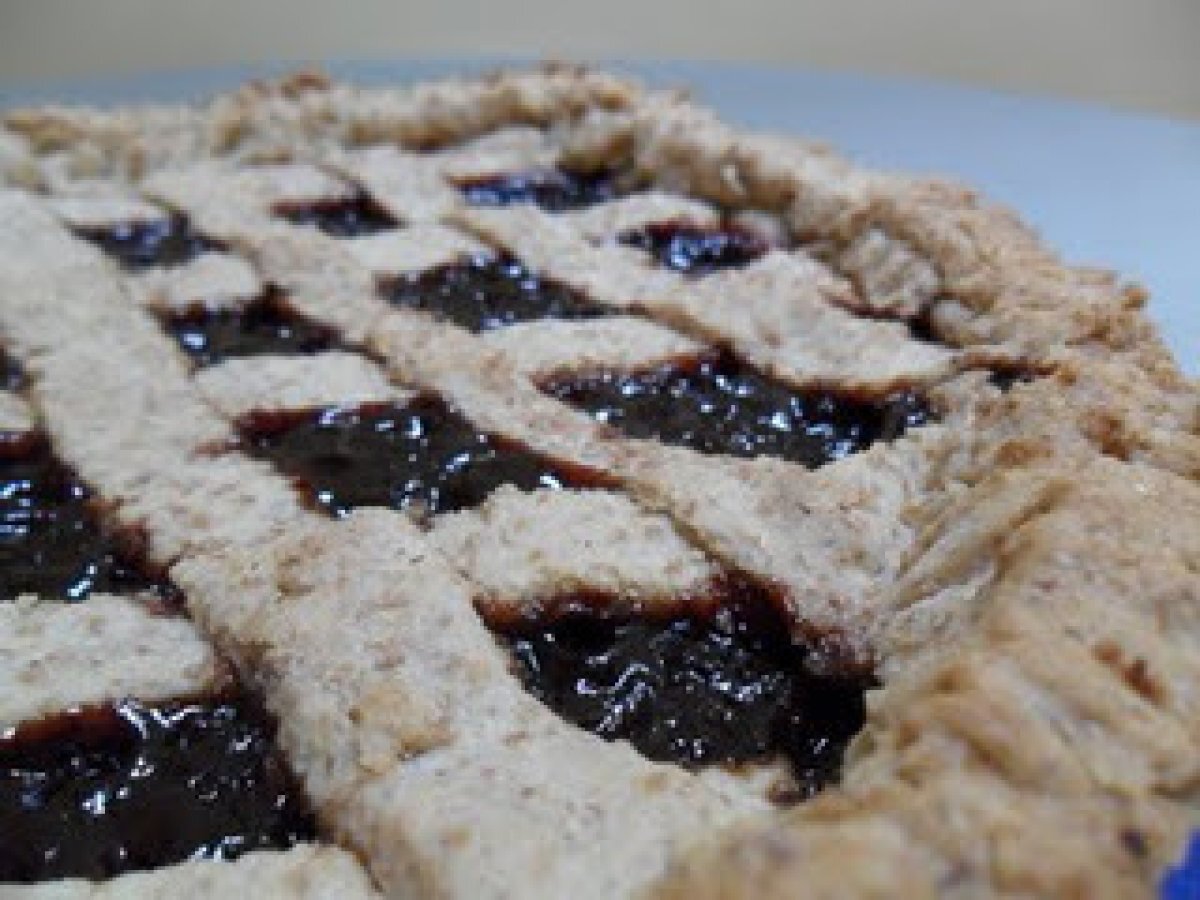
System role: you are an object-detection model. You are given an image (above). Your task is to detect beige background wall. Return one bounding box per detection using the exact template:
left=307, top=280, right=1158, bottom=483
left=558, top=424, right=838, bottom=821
left=1, top=0, right=1198, bottom=120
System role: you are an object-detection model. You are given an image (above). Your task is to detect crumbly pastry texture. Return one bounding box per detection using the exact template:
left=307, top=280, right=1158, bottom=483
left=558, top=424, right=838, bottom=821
left=6, top=845, right=381, bottom=899
left=0, top=593, right=229, bottom=727
left=0, top=65, right=1197, bottom=898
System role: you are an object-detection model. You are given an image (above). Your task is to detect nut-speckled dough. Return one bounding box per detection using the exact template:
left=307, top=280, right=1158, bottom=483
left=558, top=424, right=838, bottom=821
left=194, top=351, right=408, bottom=419
left=0, top=594, right=227, bottom=729
left=429, top=486, right=721, bottom=618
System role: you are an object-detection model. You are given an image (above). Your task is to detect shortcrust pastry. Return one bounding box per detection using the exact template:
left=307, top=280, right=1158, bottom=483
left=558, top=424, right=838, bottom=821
left=1, top=65, right=1198, bottom=898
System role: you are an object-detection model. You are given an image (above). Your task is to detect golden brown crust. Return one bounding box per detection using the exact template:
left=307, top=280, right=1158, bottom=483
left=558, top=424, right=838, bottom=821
left=651, top=462, right=1200, bottom=900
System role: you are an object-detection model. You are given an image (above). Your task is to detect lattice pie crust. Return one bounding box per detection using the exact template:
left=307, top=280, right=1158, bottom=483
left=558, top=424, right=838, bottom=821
left=0, top=65, right=1198, bottom=898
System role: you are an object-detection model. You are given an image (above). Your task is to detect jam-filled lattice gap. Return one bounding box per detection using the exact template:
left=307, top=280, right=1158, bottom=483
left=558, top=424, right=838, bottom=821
left=75, top=215, right=223, bottom=271
left=273, top=194, right=400, bottom=238
left=617, top=219, right=770, bottom=276
left=386, top=252, right=611, bottom=333
left=0, top=695, right=317, bottom=883
left=485, top=578, right=868, bottom=802
left=457, top=167, right=636, bottom=212
left=0, top=433, right=180, bottom=603
left=163, top=291, right=341, bottom=367
left=541, top=352, right=932, bottom=467
left=238, top=398, right=613, bottom=519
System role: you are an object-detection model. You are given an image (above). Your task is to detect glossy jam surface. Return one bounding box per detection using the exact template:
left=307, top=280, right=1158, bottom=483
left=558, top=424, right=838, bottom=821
left=458, top=168, right=627, bottom=212
left=241, top=399, right=600, bottom=518
left=0, top=436, right=177, bottom=602
left=619, top=221, right=768, bottom=275
left=165, top=293, right=338, bottom=366
left=500, top=592, right=865, bottom=795
left=76, top=217, right=220, bottom=271
left=0, top=697, right=315, bottom=882
left=544, top=354, right=931, bottom=466
left=274, top=195, right=398, bottom=237
left=388, top=254, right=608, bottom=333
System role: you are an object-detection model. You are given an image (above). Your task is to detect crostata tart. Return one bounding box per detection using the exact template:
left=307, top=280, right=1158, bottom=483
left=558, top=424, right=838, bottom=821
left=1, top=65, right=1198, bottom=898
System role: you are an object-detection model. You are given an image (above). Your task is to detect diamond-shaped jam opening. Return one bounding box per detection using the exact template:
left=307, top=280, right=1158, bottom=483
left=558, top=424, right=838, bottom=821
left=387, top=254, right=609, bottom=333
left=0, top=695, right=316, bottom=883
left=618, top=220, right=768, bottom=275
left=273, top=194, right=399, bottom=238
left=0, top=435, right=179, bottom=603
left=458, top=168, right=629, bottom=212
left=75, top=216, right=221, bottom=271
left=163, top=292, right=339, bottom=367
left=542, top=353, right=932, bottom=467
left=239, top=398, right=609, bottom=518
left=490, top=580, right=866, bottom=800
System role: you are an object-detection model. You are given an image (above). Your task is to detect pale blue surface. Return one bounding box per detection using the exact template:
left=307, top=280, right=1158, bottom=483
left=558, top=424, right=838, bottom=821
left=3, top=60, right=1196, bottom=373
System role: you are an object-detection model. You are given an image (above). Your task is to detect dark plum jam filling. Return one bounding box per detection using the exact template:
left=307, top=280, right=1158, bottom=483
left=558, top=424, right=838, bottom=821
left=987, top=365, right=1040, bottom=393
left=494, top=585, right=866, bottom=797
left=0, top=696, right=315, bottom=882
left=458, top=168, right=629, bottom=212
left=543, top=353, right=931, bottom=466
left=76, top=216, right=221, bottom=271
left=1, top=349, right=25, bottom=392
left=905, top=309, right=942, bottom=345
left=239, top=398, right=608, bottom=518
left=274, top=194, right=399, bottom=237
left=0, top=435, right=178, bottom=603
left=387, top=253, right=609, bottom=333
left=164, top=292, right=339, bottom=366
left=618, top=220, right=768, bottom=275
